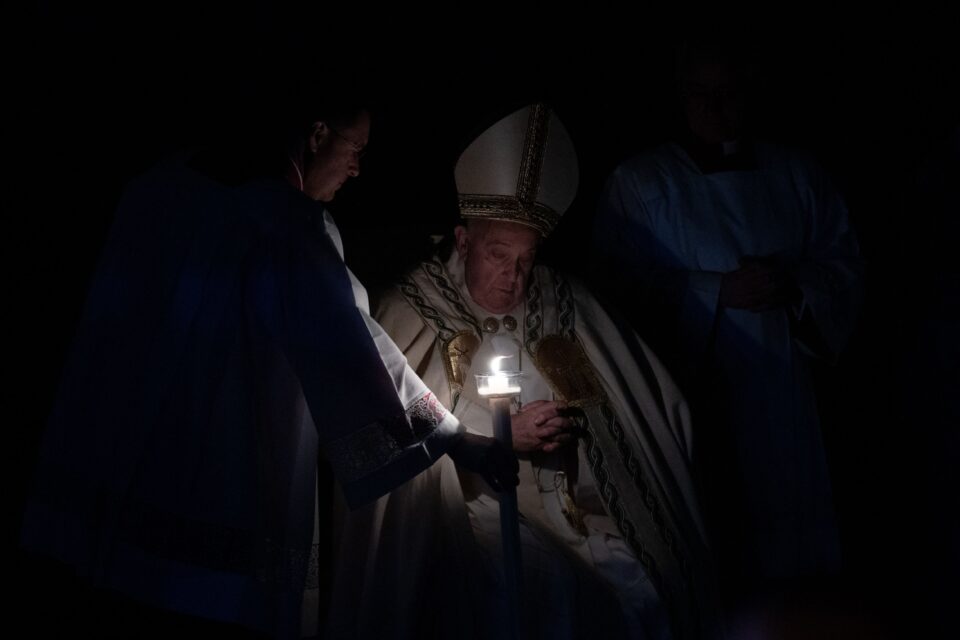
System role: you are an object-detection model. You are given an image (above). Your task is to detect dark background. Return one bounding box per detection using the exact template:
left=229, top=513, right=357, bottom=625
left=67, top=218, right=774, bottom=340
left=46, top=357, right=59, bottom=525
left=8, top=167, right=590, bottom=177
left=11, top=3, right=958, bottom=637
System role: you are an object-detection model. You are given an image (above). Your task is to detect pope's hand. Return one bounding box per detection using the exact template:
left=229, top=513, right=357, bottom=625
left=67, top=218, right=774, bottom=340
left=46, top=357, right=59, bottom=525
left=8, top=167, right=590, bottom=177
left=513, top=400, right=577, bottom=453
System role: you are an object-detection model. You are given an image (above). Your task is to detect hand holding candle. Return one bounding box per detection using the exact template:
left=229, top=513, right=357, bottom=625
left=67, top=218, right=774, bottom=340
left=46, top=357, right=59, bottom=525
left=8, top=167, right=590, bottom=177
left=446, top=432, right=519, bottom=491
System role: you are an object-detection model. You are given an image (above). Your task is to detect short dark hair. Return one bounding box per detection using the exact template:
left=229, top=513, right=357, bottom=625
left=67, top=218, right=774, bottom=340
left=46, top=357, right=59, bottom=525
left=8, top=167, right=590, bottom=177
left=675, top=35, right=755, bottom=94
left=190, top=85, right=370, bottom=186
left=280, top=78, right=371, bottom=144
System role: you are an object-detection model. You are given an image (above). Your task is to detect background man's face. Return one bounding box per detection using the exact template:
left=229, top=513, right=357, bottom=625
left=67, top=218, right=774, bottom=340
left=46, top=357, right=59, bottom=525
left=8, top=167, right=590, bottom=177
left=456, top=220, right=540, bottom=314
left=304, top=110, right=370, bottom=202
left=681, top=60, right=746, bottom=145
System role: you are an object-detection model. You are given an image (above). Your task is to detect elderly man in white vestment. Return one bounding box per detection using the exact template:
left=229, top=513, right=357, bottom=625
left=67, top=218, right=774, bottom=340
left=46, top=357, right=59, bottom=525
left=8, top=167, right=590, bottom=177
left=327, top=105, right=722, bottom=640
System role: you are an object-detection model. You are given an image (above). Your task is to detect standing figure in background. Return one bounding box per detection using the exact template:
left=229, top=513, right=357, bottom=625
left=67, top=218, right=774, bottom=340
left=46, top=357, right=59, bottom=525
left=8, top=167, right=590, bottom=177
left=592, top=39, right=864, bottom=602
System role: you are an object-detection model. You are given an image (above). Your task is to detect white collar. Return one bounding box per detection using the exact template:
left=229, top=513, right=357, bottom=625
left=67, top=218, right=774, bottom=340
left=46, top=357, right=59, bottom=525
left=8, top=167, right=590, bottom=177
left=321, top=210, right=344, bottom=259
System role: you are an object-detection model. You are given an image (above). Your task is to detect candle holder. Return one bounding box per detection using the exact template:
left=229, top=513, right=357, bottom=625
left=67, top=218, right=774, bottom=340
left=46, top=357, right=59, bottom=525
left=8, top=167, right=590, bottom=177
left=475, top=354, right=522, bottom=398
left=475, top=371, right=523, bottom=398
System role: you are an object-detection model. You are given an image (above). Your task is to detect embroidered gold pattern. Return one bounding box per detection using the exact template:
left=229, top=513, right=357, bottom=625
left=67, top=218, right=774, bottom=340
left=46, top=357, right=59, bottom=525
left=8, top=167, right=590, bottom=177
left=458, top=195, right=559, bottom=237
left=443, top=330, right=481, bottom=395
left=534, top=335, right=607, bottom=408
left=555, top=470, right=589, bottom=536
left=516, top=103, right=550, bottom=206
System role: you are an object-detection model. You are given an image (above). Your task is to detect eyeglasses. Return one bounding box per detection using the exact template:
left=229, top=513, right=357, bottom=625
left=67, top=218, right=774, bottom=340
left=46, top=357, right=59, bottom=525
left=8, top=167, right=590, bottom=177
left=329, top=126, right=368, bottom=160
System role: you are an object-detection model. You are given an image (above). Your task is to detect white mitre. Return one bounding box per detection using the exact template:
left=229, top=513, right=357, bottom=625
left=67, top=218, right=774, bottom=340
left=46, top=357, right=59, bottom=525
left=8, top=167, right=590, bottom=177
left=455, top=103, right=579, bottom=237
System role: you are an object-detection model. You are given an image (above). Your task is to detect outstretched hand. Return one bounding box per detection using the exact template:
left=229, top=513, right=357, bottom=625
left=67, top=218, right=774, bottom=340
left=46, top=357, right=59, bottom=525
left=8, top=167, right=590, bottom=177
left=447, top=432, right=520, bottom=492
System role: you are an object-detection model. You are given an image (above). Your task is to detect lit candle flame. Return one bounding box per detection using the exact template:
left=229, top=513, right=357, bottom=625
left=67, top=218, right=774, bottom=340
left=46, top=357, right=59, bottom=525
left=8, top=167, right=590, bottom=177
left=490, top=355, right=512, bottom=373
left=477, top=355, right=521, bottom=396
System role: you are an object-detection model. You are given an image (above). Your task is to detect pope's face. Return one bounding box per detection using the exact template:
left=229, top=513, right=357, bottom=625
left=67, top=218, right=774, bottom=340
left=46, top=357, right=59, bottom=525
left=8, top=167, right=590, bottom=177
left=455, top=220, right=540, bottom=314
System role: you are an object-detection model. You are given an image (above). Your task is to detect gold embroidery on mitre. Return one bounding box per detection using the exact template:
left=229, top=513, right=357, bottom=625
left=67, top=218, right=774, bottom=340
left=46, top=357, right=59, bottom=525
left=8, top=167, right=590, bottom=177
left=533, top=335, right=606, bottom=408
left=443, top=330, right=481, bottom=393
left=516, top=103, right=550, bottom=208
left=458, top=195, right=559, bottom=237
